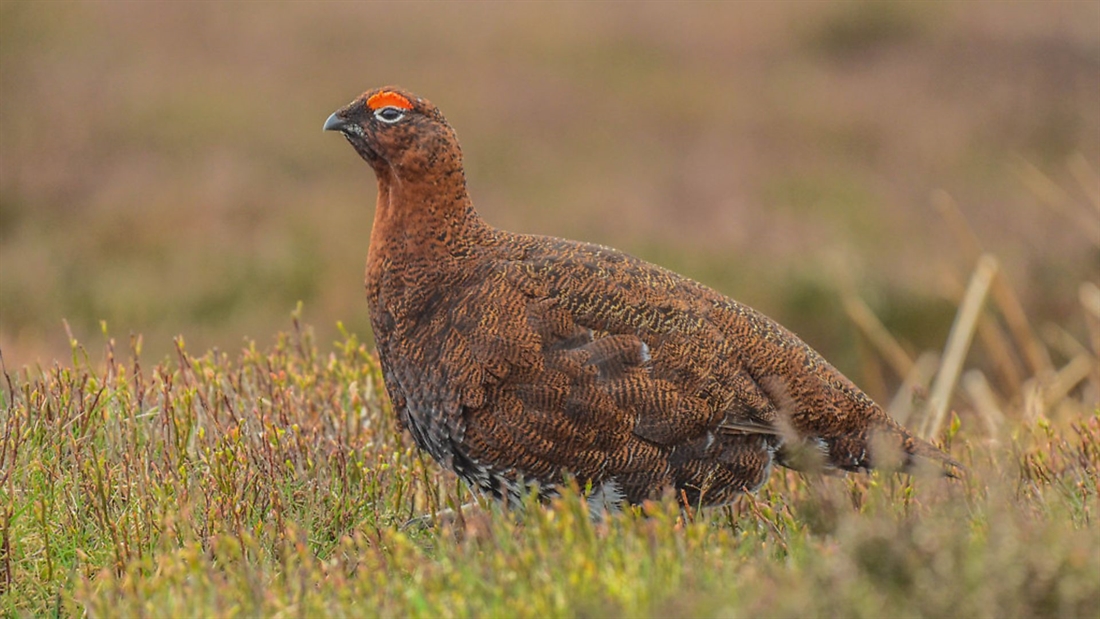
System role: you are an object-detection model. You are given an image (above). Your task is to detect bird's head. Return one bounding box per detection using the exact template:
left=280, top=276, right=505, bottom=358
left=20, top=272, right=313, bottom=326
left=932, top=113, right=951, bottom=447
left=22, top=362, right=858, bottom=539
left=324, top=86, right=462, bottom=180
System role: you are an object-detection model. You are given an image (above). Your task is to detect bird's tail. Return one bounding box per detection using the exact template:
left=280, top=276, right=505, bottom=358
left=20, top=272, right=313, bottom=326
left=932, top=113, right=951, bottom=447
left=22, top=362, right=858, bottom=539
left=774, top=414, right=964, bottom=478
left=869, top=418, right=965, bottom=478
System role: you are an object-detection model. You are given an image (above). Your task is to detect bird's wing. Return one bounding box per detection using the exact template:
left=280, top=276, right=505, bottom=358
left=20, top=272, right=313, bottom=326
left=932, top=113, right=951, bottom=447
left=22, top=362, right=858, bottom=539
left=427, top=237, right=784, bottom=506
left=499, top=236, right=954, bottom=478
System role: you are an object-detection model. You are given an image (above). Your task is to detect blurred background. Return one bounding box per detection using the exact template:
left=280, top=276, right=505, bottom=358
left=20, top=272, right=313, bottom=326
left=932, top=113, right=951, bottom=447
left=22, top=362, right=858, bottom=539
left=1, top=1, right=1097, bottom=399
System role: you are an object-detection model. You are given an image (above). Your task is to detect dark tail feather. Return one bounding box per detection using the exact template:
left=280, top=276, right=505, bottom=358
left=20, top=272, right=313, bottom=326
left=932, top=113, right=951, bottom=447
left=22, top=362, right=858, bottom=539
left=776, top=423, right=964, bottom=478
left=878, top=423, right=965, bottom=478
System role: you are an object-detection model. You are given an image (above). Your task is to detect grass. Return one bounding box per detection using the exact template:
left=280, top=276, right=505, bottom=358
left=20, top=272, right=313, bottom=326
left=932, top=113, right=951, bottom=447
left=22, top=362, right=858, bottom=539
left=2, top=298, right=1097, bottom=617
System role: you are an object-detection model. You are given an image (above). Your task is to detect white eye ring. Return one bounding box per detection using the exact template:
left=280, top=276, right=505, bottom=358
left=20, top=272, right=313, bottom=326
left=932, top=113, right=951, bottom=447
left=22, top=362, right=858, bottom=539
left=374, top=107, right=406, bottom=124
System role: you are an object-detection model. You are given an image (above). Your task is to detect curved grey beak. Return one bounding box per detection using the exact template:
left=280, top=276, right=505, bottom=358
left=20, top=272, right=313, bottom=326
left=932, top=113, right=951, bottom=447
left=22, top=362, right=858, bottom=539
left=323, top=112, right=347, bottom=132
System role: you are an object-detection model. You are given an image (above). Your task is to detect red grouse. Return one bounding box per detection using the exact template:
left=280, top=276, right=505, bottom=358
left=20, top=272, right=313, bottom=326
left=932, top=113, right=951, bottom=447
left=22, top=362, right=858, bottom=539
left=324, top=87, right=955, bottom=509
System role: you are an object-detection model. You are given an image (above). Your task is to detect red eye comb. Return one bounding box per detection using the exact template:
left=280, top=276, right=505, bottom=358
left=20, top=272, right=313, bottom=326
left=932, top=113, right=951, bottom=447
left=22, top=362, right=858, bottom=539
left=367, top=91, right=413, bottom=111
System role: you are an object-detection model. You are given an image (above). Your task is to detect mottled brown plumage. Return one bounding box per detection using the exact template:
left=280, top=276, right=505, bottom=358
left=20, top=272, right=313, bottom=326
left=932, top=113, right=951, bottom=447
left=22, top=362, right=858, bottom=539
left=324, top=86, right=956, bottom=509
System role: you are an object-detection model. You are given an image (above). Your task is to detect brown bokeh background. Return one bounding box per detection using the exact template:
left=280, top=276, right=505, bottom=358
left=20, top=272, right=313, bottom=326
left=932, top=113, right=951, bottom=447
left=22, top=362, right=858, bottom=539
left=1, top=2, right=1097, bottom=395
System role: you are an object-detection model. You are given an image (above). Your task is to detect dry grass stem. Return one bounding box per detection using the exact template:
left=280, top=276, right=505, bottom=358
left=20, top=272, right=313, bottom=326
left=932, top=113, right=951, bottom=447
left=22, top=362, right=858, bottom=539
left=888, top=351, right=940, bottom=426
left=919, top=254, right=998, bottom=439
left=1081, top=282, right=1100, bottom=357
left=843, top=292, right=915, bottom=380
left=935, top=190, right=1054, bottom=379
left=1068, top=153, right=1100, bottom=212
left=1043, top=353, right=1098, bottom=412
left=1015, top=157, right=1100, bottom=248
left=961, top=370, right=1006, bottom=439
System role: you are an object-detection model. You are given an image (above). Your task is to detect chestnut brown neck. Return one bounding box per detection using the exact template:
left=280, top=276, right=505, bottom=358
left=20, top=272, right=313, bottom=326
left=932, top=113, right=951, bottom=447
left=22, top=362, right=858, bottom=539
left=365, top=162, right=482, bottom=289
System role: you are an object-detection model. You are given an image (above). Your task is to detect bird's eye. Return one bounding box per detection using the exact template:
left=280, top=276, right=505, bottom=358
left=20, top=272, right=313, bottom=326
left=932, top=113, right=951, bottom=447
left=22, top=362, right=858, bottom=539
left=374, top=107, right=405, bottom=124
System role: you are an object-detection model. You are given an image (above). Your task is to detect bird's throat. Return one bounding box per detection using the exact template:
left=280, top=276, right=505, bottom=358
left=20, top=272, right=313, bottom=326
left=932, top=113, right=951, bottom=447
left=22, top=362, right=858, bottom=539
left=365, top=170, right=480, bottom=287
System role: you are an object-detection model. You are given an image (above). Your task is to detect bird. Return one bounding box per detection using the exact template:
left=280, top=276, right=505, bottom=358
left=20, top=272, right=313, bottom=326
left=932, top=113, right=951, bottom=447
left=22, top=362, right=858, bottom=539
left=323, top=86, right=957, bottom=510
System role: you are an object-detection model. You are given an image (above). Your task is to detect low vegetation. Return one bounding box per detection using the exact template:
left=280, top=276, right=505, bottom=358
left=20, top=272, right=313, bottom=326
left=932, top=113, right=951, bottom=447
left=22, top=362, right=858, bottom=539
left=2, top=292, right=1097, bottom=617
